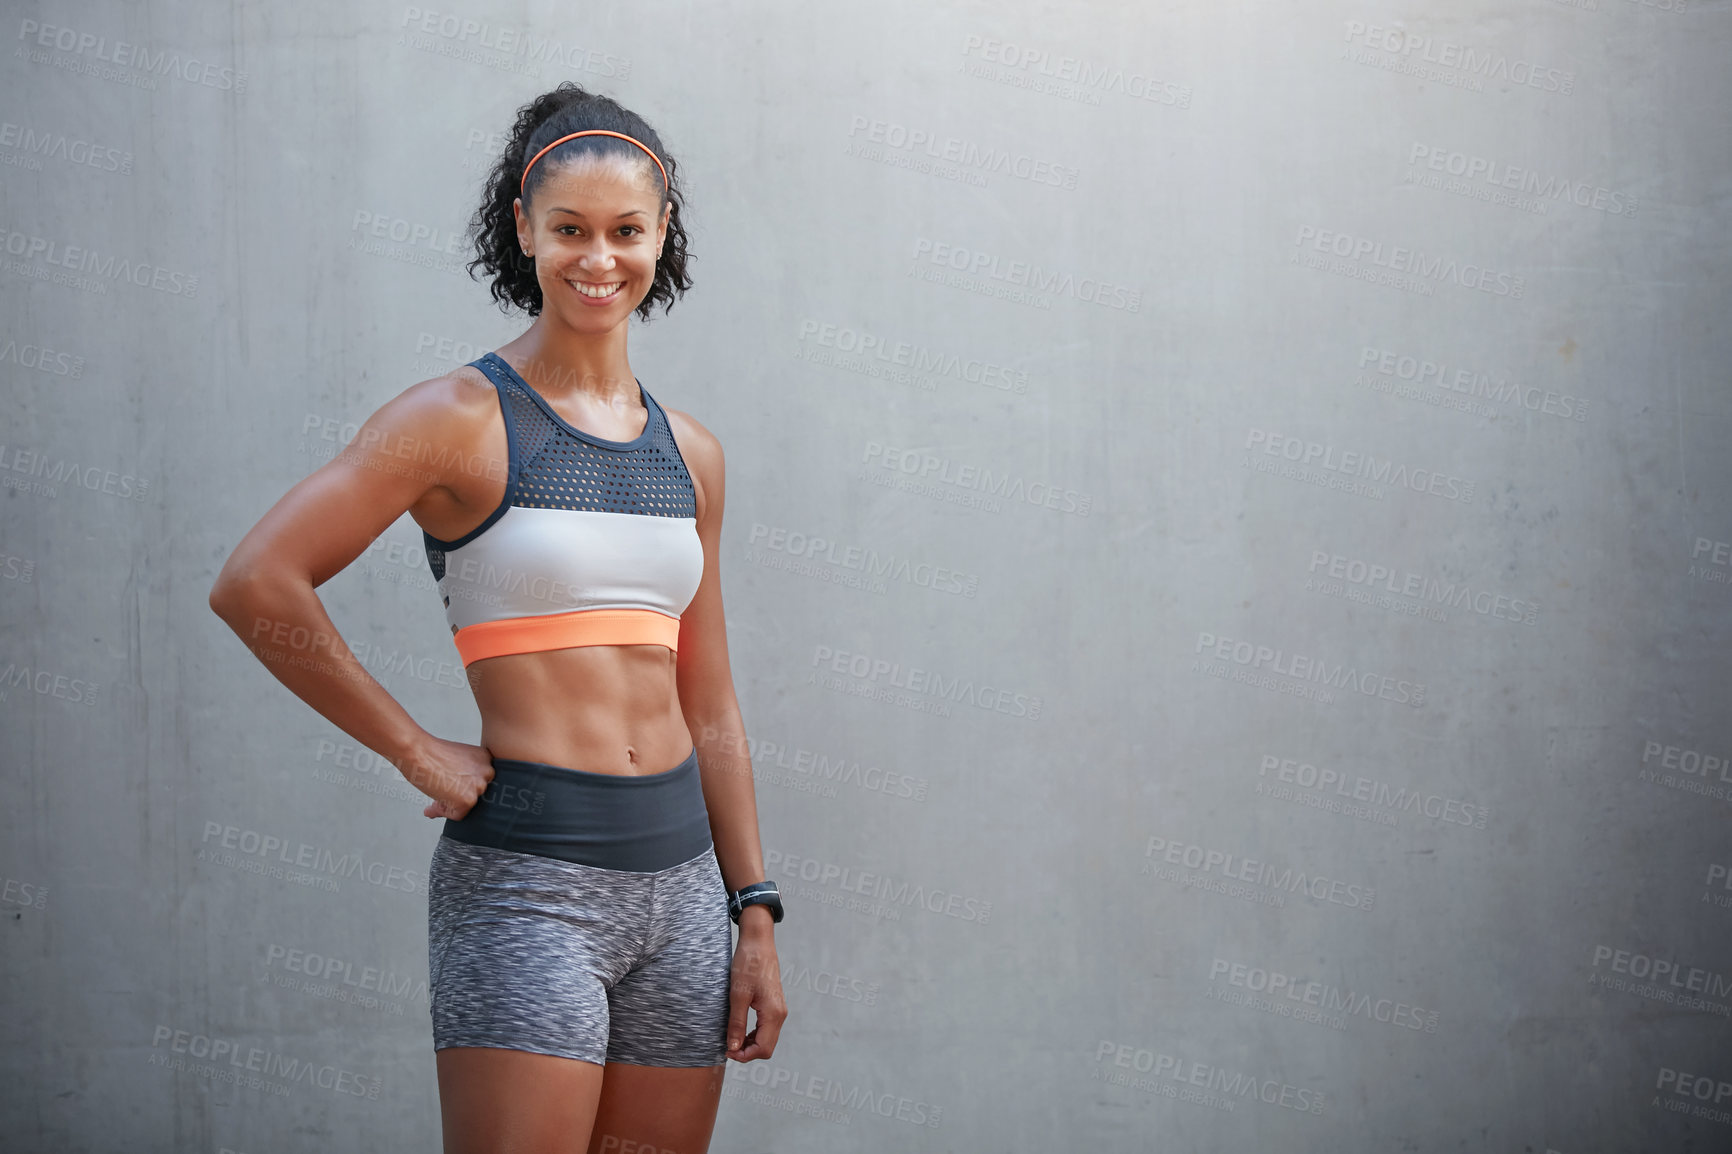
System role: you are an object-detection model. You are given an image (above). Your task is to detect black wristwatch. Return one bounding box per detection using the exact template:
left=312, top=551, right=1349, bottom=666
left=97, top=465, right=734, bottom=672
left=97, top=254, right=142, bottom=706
left=728, top=881, right=783, bottom=925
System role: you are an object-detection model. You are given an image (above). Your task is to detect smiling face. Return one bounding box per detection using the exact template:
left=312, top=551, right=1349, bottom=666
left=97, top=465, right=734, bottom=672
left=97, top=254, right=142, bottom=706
left=513, top=151, right=671, bottom=327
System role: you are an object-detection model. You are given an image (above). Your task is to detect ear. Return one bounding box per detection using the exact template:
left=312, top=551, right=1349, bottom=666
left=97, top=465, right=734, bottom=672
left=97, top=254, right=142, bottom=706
left=513, top=196, right=532, bottom=257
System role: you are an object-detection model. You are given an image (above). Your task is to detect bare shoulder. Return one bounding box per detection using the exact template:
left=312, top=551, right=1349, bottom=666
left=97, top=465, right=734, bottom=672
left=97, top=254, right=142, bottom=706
left=353, top=364, right=502, bottom=468
left=664, top=405, right=724, bottom=477
left=340, top=363, right=505, bottom=510
left=381, top=363, right=497, bottom=431
left=663, top=405, right=725, bottom=520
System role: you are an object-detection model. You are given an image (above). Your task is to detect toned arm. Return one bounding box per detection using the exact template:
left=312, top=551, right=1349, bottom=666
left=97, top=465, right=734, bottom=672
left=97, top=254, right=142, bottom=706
left=669, top=411, right=773, bottom=913
left=668, top=408, right=788, bottom=1060
left=208, top=372, right=502, bottom=809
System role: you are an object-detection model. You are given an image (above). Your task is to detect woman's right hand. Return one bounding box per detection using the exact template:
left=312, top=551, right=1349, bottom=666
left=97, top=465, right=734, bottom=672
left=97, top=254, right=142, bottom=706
left=399, top=735, right=497, bottom=820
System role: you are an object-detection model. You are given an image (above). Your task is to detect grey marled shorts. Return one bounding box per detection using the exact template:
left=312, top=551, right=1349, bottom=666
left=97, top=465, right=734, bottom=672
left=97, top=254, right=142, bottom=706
left=426, top=750, right=733, bottom=1067
left=427, top=838, right=733, bottom=1067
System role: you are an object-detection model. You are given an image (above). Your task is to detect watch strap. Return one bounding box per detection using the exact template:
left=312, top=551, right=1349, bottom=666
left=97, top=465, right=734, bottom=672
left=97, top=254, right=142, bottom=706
left=728, top=881, right=783, bottom=924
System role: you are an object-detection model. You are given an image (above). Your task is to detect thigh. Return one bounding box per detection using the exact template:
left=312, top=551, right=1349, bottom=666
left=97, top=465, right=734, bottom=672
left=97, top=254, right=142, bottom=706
left=588, top=1062, right=726, bottom=1154
left=437, top=1046, right=605, bottom=1154
left=428, top=839, right=644, bottom=1064
left=603, top=849, right=734, bottom=1068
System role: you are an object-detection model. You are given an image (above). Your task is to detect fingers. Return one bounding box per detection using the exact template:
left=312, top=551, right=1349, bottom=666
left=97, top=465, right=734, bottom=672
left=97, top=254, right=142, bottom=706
left=729, top=1028, right=771, bottom=1062
left=724, top=983, right=788, bottom=1061
left=726, top=980, right=754, bottom=1054
left=752, top=995, right=787, bottom=1056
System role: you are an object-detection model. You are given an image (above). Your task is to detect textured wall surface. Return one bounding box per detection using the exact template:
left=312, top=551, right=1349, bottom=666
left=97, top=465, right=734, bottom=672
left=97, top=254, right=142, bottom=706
left=3, top=2, right=1730, bottom=1151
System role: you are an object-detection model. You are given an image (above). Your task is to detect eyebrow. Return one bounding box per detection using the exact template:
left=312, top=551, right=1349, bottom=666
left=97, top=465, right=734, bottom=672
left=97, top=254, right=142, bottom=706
left=545, top=207, right=648, bottom=220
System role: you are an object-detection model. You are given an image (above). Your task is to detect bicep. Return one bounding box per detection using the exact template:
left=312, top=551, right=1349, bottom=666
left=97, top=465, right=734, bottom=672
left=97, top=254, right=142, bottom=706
left=216, top=384, right=462, bottom=593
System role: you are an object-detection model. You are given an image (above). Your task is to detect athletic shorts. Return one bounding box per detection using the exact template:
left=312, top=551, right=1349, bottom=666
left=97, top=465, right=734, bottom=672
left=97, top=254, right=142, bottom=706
left=426, top=748, right=733, bottom=1067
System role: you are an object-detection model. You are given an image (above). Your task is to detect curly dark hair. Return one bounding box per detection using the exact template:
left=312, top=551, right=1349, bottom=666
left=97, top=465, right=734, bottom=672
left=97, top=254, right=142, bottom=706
left=467, top=83, right=692, bottom=321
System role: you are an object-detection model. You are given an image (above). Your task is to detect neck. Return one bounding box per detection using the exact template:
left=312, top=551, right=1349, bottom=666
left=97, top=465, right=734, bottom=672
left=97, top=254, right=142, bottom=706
left=505, top=317, right=640, bottom=404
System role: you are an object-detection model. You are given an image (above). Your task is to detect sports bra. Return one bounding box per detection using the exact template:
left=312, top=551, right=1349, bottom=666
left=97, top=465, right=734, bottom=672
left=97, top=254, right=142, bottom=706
left=421, top=351, right=704, bottom=667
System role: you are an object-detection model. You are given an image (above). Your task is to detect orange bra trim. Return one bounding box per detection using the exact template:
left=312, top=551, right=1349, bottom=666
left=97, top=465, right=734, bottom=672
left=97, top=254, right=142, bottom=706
left=454, top=607, right=680, bottom=666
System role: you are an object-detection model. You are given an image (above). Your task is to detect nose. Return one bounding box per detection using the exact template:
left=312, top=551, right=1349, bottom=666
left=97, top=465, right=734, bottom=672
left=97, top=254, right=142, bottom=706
left=570, top=244, right=618, bottom=274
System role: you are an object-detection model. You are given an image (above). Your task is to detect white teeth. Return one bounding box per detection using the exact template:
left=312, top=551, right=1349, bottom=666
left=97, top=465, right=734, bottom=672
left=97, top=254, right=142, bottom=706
left=572, top=281, right=622, bottom=299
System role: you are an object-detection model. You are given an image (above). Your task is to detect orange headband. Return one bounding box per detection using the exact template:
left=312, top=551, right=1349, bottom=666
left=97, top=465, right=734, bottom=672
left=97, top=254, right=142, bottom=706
left=519, top=130, right=668, bottom=198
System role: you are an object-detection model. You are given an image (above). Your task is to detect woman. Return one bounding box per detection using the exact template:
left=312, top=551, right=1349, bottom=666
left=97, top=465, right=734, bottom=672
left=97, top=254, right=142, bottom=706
left=209, top=83, right=787, bottom=1154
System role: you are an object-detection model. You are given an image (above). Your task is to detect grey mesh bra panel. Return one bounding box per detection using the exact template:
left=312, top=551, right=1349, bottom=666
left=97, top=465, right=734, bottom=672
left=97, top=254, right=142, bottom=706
left=423, top=352, right=696, bottom=583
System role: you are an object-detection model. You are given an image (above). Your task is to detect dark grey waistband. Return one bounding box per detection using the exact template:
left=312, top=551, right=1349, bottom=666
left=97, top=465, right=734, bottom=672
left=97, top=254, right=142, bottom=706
left=441, top=747, right=711, bottom=872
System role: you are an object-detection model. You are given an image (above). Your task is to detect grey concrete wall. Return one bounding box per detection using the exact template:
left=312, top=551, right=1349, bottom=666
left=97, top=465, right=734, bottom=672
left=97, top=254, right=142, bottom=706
left=3, top=1, right=1729, bottom=1151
